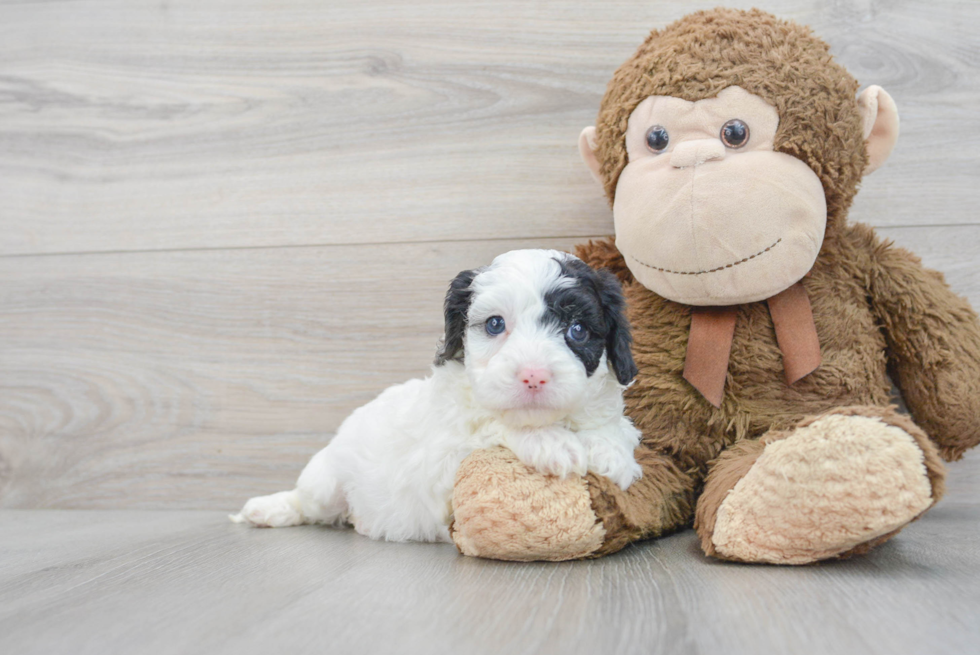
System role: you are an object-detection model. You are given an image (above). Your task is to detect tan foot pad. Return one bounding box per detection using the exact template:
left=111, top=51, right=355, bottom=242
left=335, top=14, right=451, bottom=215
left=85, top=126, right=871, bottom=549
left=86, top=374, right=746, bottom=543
left=451, top=447, right=605, bottom=562
left=712, top=414, right=934, bottom=564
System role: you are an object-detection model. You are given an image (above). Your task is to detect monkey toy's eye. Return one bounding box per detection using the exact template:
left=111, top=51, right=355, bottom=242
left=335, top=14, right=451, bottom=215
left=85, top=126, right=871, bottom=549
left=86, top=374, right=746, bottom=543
left=720, top=119, right=750, bottom=149
left=566, top=322, right=589, bottom=343
left=645, top=125, right=669, bottom=152
left=485, top=316, right=506, bottom=336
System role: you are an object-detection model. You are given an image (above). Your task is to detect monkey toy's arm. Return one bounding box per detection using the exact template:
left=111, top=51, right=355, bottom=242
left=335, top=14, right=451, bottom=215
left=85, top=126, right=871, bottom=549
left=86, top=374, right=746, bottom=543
left=450, top=441, right=698, bottom=561
left=857, top=224, right=980, bottom=461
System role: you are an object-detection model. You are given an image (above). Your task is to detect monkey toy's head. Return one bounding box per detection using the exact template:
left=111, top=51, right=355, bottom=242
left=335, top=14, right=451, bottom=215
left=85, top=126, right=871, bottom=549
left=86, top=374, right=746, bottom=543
left=579, top=8, right=899, bottom=306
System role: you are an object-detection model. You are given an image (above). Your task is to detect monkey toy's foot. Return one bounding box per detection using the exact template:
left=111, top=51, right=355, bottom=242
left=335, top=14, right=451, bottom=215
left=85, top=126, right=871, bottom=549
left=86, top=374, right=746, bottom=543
left=696, top=407, right=946, bottom=565
left=450, top=447, right=606, bottom=561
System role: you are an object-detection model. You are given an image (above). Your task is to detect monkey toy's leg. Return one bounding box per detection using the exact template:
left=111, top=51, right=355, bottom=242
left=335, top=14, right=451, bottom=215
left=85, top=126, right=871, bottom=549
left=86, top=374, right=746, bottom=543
left=450, top=443, right=698, bottom=561
left=694, top=406, right=946, bottom=565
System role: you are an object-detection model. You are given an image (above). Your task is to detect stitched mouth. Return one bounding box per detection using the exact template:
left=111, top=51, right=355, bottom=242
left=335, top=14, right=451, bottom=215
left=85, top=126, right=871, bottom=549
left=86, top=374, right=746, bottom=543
left=628, top=238, right=782, bottom=276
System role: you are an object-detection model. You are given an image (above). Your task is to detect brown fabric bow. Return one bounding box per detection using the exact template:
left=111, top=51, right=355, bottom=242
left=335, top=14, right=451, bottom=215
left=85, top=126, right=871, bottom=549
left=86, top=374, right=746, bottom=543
left=682, top=281, right=821, bottom=407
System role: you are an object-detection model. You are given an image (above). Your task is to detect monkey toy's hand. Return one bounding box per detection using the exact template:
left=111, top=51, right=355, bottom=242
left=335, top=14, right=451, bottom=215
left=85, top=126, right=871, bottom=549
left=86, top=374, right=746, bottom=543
left=449, top=446, right=606, bottom=561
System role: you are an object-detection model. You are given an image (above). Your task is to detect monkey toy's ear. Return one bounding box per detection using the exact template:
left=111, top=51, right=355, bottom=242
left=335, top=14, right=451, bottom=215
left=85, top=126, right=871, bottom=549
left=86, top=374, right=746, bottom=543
left=857, top=85, right=900, bottom=175
left=578, top=126, right=603, bottom=184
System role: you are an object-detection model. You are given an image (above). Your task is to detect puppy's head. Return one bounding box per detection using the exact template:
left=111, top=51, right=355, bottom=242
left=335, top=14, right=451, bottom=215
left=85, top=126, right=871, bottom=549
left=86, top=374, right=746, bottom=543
left=435, top=249, right=637, bottom=425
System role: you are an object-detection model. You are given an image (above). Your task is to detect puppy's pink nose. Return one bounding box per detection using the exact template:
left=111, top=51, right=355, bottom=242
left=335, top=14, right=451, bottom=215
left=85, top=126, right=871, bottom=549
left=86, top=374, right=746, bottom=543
left=518, top=367, right=551, bottom=391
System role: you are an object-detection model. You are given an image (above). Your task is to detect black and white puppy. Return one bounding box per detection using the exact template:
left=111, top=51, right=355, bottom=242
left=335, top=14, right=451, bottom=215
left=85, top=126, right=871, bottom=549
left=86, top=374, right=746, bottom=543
left=232, top=249, right=642, bottom=543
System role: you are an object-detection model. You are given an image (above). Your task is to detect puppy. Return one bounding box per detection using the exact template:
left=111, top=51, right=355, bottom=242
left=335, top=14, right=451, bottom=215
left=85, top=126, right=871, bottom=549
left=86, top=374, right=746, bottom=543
left=231, top=249, right=642, bottom=543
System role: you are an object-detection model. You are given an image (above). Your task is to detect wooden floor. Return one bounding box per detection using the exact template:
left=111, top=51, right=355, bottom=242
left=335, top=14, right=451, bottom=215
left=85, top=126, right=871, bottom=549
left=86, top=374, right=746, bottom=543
left=2, top=0, right=980, bottom=652
left=3, top=451, right=980, bottom=655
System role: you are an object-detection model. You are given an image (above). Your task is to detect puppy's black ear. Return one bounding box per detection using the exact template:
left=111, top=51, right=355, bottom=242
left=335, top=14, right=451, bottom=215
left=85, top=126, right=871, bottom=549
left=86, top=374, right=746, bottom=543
left=434, top=268, right=478, bottom=366
left=596, top=269, right=638, bottom=385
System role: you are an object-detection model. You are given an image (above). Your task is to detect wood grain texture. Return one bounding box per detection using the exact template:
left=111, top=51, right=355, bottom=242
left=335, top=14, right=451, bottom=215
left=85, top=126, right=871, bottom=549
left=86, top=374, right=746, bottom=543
left=0, top=0, right=977, bottom=257
left=1, top=462, right=978, bottom=655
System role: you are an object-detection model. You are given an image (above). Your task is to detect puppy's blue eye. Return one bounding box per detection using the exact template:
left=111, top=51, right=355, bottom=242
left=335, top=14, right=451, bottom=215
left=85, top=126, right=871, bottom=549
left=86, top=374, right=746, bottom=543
left=567, top=323, right=588, bottom=343
left=485, top=316, right=506, bottom=336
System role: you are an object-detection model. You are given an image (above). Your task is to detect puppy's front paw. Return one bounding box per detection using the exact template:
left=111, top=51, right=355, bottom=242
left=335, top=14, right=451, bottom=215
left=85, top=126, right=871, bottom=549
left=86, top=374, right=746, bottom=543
left=578, top=421, right=643, bottom=490
left=589, top=447, right=643, bottom=491
left=231, top=490, right=305, bottom=528
left=508, top=427, right=588, bottom=479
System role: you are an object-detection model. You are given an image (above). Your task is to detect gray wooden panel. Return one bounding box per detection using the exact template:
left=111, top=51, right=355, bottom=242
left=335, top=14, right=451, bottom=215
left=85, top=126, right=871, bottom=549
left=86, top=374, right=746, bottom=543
left=1, top=454, right=978, bottom=655
left=1, top=0, right=978, bottom=257
left=0, top=226, right=977, bottom=509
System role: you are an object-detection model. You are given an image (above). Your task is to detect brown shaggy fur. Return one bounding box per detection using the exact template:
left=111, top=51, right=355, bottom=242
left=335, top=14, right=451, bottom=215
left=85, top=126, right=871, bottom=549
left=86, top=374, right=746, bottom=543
left=572, top=8, right=980, bottom=559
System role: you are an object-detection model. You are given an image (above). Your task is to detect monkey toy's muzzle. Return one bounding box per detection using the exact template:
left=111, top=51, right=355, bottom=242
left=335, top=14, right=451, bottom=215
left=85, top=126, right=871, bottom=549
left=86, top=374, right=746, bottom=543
left=613, top=150, right=827, bottom=306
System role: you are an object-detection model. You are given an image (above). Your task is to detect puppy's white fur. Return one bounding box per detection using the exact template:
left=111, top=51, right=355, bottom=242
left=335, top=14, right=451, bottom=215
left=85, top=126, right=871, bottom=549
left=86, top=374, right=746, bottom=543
left=232, top=249, right=642, bottom=543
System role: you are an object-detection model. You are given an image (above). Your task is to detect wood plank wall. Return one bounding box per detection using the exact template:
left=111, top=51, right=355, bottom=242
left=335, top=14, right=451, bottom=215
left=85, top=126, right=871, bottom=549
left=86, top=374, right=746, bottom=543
left=1, top=0, right=978, bottom=508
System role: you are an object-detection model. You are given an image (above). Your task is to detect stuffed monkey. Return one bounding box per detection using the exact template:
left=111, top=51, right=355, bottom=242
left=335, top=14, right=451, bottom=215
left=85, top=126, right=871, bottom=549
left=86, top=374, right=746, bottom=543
left=449, top=8, right=980, bottom=564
